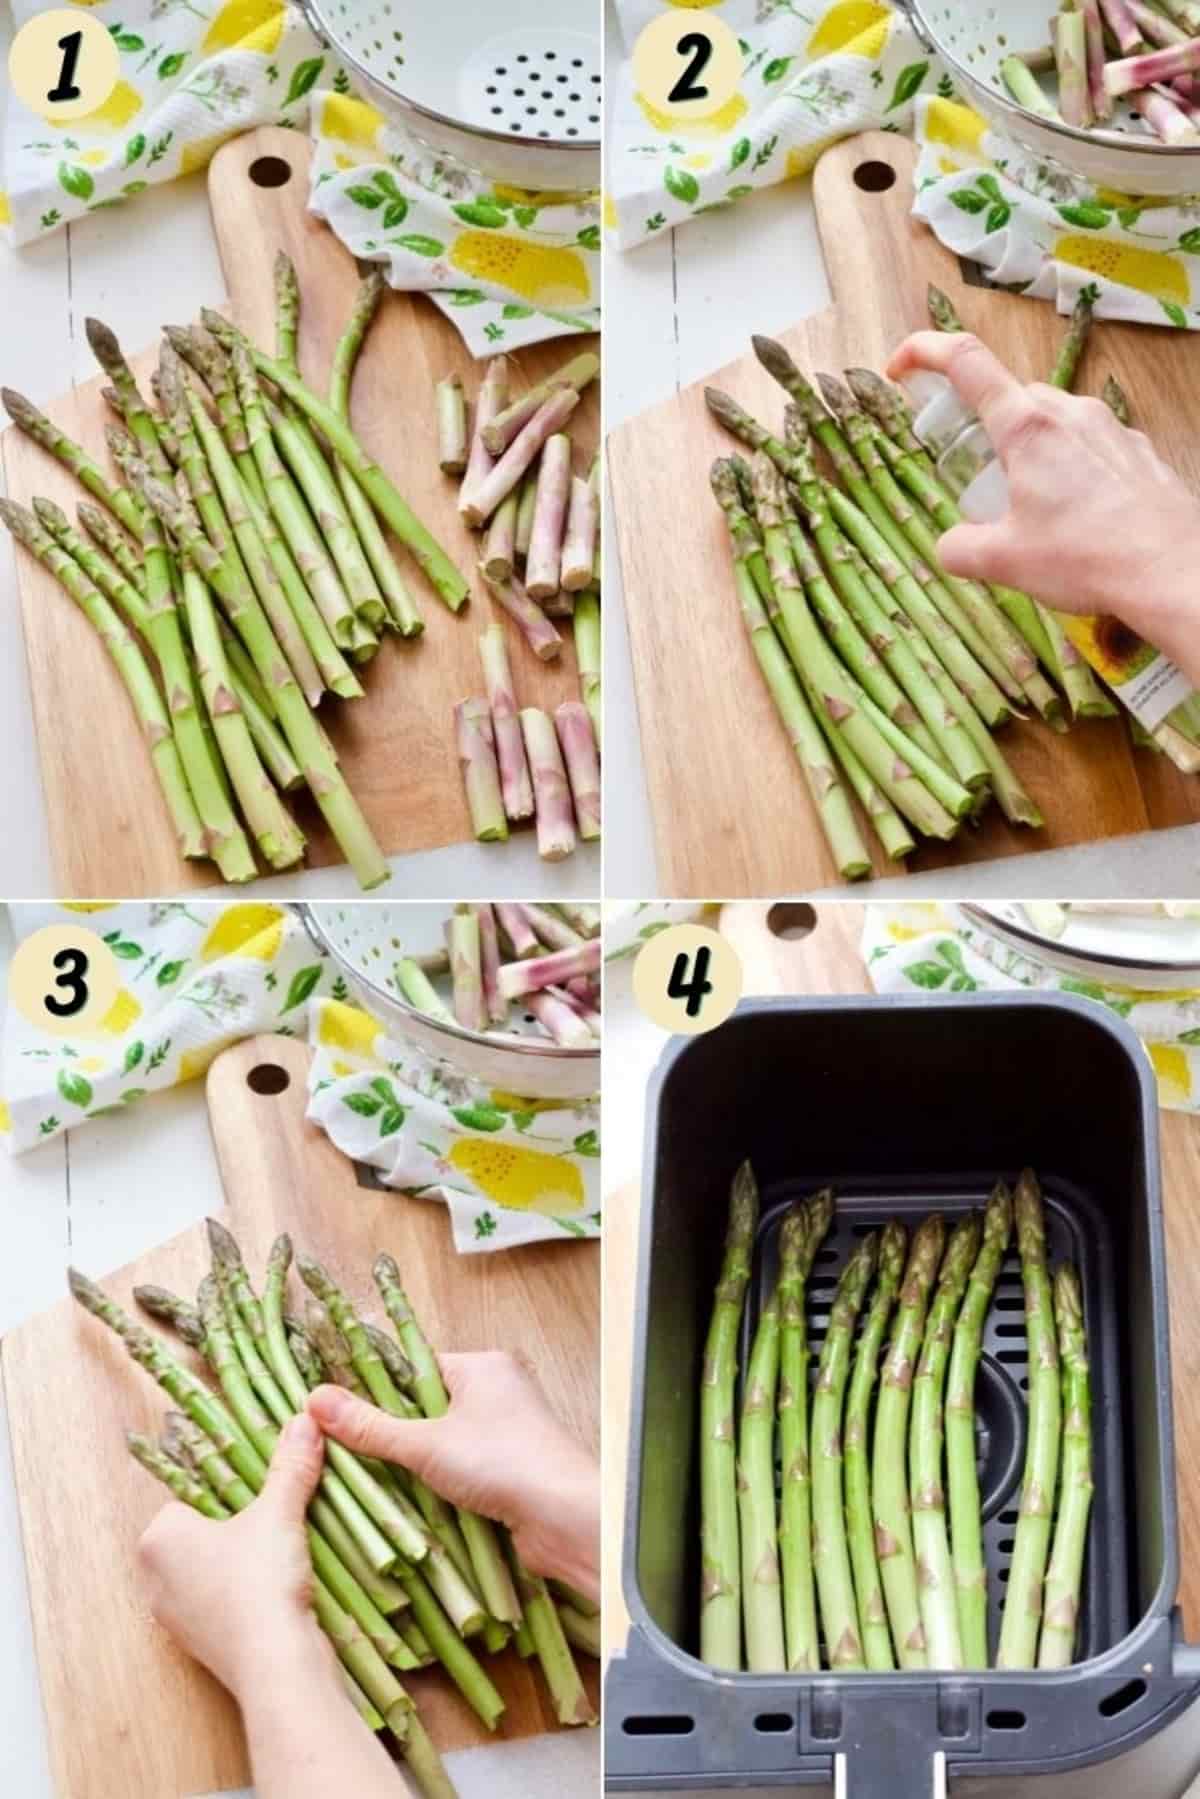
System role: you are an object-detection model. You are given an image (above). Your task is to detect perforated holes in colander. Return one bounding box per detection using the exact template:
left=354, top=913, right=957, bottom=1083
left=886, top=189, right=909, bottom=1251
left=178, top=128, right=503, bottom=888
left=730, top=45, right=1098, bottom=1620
left=321, top=2, right=407, bottom=87
left=464, top=30, right=601, bottom=142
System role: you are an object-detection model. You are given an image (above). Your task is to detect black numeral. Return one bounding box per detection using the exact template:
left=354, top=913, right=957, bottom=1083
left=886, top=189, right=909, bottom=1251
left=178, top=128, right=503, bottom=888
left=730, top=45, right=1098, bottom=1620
left=45, top=947, right=89, bottom=1018
left=668, top=31, right=713, bottom=105
left=667, top=947, right=714, bottom=1019
left=47, top=31, right=84, bottom=104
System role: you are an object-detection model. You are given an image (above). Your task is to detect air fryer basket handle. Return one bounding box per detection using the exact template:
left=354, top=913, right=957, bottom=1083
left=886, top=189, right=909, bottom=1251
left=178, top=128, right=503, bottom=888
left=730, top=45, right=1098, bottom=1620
left=835, top=1747, right=948, bottom=1799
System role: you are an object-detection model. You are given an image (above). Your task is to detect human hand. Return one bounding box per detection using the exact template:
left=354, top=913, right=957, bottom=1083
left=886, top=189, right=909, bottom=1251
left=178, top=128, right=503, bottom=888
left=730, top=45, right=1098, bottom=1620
left=308, top=1351, right=600, bottom=1602
left=136, top=1411, right=327, bottom=1696
left=887, top=331, right=1200, bottom=682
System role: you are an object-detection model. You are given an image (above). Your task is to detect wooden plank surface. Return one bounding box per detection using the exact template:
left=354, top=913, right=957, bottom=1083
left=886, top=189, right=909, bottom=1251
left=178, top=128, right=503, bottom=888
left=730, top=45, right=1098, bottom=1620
left=608, top=132, right=1200, bottom=897
left=1, top=127, right=598, bottom=898
left=2, top=1033, right=599, bottom=1799
left=603, top=902, right=1200, bottom=1657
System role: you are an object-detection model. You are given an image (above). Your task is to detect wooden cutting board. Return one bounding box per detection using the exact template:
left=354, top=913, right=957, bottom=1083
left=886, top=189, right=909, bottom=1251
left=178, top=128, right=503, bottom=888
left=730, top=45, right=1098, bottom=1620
left=1, top=127, right=598, bottom=898
left=0, top=1034, right=600, bottom=1799
left=603, top=904, right=1200, bottom=1658
left=608, top=132, right=1200, bottom=896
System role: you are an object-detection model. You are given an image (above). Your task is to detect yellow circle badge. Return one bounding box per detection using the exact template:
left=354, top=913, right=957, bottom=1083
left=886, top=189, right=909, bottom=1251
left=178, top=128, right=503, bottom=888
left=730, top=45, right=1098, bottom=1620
left=633, top=923, right=743, bottom=1035
left=632, top=9, right=743, bottom=124
left=9, top=926, right=123, bottom=1041
left=8, top=9, right=121, bottom=125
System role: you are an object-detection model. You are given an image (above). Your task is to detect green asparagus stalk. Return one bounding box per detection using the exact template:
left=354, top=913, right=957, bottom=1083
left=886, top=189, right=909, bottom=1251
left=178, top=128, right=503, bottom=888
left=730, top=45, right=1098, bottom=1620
left=133, top=469, right=389, bottom=890
left=2, top=388, right=146, bottom=538
left=1050, top=289, right=1096, bottom=391
left=274, top=249, right=300, bottom=371
left=481, top=352, right=600, bottom=457
left=947, top=1184, right=1013, bottom=1668
left=873, top=1214, right=946, bottom=1669
left=507, top=1543, right=597, bottom=1725
left=201, top=308, right=468, bottom=612
left=330, top=273, right=424, bottom=637
left=699, top=1162, right=758, bottom=1668
left=264, top=392, right=386, bottom=633
left=558, top=1605, right=601, bottom=1658
left=711, top=465, right=871, bottom=879
left=371, top=1254, right=523, bottom=1625
left=777, top=1191, right=834, bottom=1671
left=437, top=375, right=469, bottom=474
left=574, top=587, right=602, bottom=749
left=997, top=1171, right=1063, bottom=1668
left=844, top=1219, right=907, bottom=1670
left=911, top=1212, right=983, bottom=1671
left=812, top=1233, right=879, bottom=1669
left=927, top=285, right=965, bottom=335
left=1102, top=375, right=1132, bottom=426
left=0, top=499, right=209, bottom=862
left=76, top=500, right=145, bottom=593
left=1037, top=1264, right=1093, bottom=1670
left=128, top=1432, right=231, bottom=1519
left=738, top=1288, right=786, bottom=1671
left=397, top=958, right=456, bottom=1023
left=1001, top=52, right=1062, bottom=116
left=133, top=1284, right=208, bottom=1350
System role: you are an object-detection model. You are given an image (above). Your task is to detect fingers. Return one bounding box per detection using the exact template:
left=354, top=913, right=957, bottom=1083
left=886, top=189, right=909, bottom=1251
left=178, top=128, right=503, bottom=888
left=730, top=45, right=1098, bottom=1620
left=936, top=519, right=1019, bottom=586
left=261, top=1411, right=326, bottom=1518
left=308, top=1385, right=442, bottom=1478
left=886, top=331, right=1035, bottom=453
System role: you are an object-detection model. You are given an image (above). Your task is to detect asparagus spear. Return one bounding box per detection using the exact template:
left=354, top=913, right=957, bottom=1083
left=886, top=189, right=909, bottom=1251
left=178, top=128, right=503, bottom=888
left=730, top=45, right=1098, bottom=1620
left=873, top=1214, right=945, bottom=1669
left=997, top=1171, right=1063, bottom=1668
left=479, top=566, right=563, bottom=660
left=555, top=701, right=602, bottom=842
left=134, top=470, right=389, bottom=891
left=497, top=939, right=600, bottom=999
left=812, top=1232, right=879, bottom=1669
left=1001, top=54, right=1062, bottom=117
left=460, top=388, right=581, bottom=528
left=461, top=357, right=509, bottom=516
left=574, top=588, right=602, bottom=748
left=437, top=375, right=469, bottom=473
left=447, top=908, right=487, bottom=1030
left=1037, top=1265, right=1093, bottom=1669
left=527, top=433, right=573, bottom=601
left=481, top=352, right=600, bottom=456
left=2, top=388, right=146, bottom=539
left=370, top=1254, right=525, bottom=1628
left=474, top=904, right=508, bottom=1026
left=562, top=474, right=599, bottom=593
left=1105, top=36, right=1200, bottom=96
left=699, top=1162, right=758, bottom=1668
left=844, top=1219, right=907, bottom=1671
left=507, top=1542, right=597, bottom=1725
left=478, top=623, right=534, bottom=820
left=521, top=707, right=579, bottom=861
left=455, top=699, right=509, bottom=843
left=397, top=958, right=456, bottom=1024
left=274, top=249, right=300, bottom=371
left=77, top=500, right=145, bottom=593
left=483, top=493, right=519, bottom=581
left=1102, top=0, right=1150, bottom=53
left=264, top=391, right=386, bottom=632
left=133, top=1284, right=208, bottom=1351
left=1103, top=375, right=1133, bottom=425
left=947, top=1185, right=1013, bottom=1668
left=1057, top=11, right=1094, bottom=124
left=128, top=1432, right=231, bottom=1519
left=739, top=1288, right=786, bottom=1671
left=927, top=286, right=965, bottom=335
left=777, top=1193, right=834, bottom=1671
left=1051, top=290, right=1096, bottom=392
left=911, top=1212, right=982, bottom=1671
left=202, top=309, right=468, bottom=611
left=0, top=499, right=208, bottom=862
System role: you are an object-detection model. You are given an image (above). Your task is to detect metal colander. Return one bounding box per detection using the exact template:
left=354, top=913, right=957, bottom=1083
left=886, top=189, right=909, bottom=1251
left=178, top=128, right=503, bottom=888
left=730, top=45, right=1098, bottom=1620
left=298, top=0, right=600, bottom=190
left=898, top=0, right=1200, bottom=196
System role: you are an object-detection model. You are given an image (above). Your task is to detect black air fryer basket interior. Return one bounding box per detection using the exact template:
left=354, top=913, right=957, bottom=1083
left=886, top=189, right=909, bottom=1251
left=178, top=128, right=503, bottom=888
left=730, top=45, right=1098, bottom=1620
left=607, top=994, right=1200, bottom=1794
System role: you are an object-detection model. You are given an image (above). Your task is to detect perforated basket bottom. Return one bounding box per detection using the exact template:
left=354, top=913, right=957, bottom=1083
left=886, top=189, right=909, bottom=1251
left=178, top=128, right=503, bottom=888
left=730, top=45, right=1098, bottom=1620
left=739, top=1177, right=1129, bottom=1667
left=462, top=29, right=600, bottom=142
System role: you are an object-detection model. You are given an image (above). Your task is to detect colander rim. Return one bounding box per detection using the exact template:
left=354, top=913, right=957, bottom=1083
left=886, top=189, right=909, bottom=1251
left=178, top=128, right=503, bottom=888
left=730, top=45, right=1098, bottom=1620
left=310, top=12, right=600, bottom=160
left=301, top=905, right=601, bottom=1063
left=909, top=0, right=1200, bottom=160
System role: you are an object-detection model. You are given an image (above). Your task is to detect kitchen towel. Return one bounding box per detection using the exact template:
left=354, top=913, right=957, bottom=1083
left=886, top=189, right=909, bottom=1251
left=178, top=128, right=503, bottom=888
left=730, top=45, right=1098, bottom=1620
left=1, top=2, right=599, bottom=350
left=1, top=901, right=601, bottom=1249
left=609, top=3, right=1200, bottom=333
left=864, top=902, right=1200, bottom=1110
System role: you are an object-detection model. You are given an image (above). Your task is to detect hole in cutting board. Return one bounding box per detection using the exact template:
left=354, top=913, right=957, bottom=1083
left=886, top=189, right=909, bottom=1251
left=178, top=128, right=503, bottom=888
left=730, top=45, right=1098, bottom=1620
left=767, top=902, right=817, bottom=942
left=247, top=1062, right=290, bottom=1095
left=249, top=156, right=293, bottom=189
left=853, top=160, right=896, bottom=193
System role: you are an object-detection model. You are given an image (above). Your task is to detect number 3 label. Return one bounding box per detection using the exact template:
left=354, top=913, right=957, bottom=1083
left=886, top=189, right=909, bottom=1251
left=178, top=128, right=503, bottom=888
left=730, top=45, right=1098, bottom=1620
left=634, top=924, right=743, bottom=1036
left=8, top=9, right=120, bottom=125
left=632, top=12, right=743, bottom=123
left=9, top=926, right=123, bottom=1041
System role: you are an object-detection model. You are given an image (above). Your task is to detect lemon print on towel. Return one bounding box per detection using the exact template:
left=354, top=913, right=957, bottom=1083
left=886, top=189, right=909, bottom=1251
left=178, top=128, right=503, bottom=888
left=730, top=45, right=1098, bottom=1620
left=1055, top=235, right=1190, bottom=309
left=449, top=233, right=591, bottom=307
left=448, top=1138, right=585, bottom=1216
left=635, top=90, right=748, bottom=137
left=318, top=1001, right=383, bottom=1058
left=809, top=1, right=891, bottom=57
left=202, top=903, right=286, bottom=963
left=203, top=0, right=286, bottom=55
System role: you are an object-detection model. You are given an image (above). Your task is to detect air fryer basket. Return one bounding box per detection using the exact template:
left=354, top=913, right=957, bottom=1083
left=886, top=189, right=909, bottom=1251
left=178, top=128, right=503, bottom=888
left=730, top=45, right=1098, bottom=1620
left=607, top=994, right=1200, bottom=1796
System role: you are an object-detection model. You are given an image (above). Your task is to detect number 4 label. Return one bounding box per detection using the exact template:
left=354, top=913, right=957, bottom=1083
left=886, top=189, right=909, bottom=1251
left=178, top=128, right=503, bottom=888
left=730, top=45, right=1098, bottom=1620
left=634, top=924, right=743, bottom=1036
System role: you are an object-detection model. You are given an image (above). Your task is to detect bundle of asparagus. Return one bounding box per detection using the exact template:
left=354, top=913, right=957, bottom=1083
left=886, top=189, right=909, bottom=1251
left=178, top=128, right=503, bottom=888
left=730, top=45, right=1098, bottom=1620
left=1003, top=4, right=1200, bottom=142
left=699, top=1167, right=1093, bottom=1674
left=441, top=350, right=602, bottom=859
left=396, top=902, right=601, bottom=1050
left=71, top=1224, right=598, bottom=1799
left=1, top=256, right=475, bottom=889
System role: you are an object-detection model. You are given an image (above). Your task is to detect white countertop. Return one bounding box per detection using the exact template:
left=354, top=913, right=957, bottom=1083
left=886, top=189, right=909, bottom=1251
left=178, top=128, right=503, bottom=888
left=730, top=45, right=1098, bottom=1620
left=601, top=0, right=1200, bottom=901
left=0, top=906, right=598, bottom=1798
left=0, top=2, right=597, bottom=903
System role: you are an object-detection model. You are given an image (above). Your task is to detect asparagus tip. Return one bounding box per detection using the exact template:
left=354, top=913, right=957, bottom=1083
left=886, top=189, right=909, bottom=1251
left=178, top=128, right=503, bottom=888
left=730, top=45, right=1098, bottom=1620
left=31, top=495, right=68, bottom=532
left=67, top=1267, right=105, bottom=1312
left=84, top=317, right=126, bottom=373
left=816, top=371, right=855, bottom=419
left=1, top=386, right=37, bottom=425
left=205, top=1216, right=244, bottom=1269
left=0, top=497, right=36, bottom=543
left=372, top=1250, right=400, bottom=1286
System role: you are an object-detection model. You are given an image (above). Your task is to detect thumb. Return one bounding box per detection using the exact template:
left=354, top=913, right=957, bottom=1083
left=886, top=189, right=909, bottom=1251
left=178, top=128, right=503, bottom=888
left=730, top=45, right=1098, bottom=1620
left=308, top=1385, right=444, bottom=1481
left=936, top=520, right=1014, bottom=586
left=261, top=1411, right=325, bottom=1518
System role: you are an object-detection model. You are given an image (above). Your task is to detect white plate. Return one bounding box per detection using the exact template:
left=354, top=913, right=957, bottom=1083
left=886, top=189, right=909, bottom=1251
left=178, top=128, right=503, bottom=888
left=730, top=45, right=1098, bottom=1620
left=965, top=903, right=1200, bottom=990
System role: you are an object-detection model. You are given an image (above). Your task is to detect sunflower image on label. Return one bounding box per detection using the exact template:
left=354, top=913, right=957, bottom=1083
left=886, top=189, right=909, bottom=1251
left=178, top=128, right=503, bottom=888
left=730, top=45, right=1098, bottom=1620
left=1061, top=615, right=1195, bottom=733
